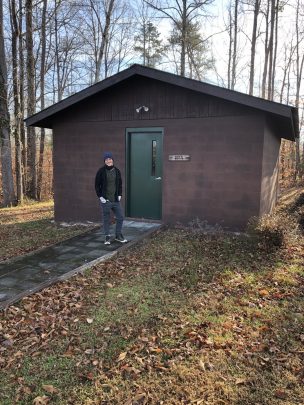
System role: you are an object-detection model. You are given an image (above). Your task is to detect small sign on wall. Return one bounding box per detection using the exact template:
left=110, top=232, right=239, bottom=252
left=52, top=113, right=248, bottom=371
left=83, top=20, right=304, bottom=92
left=169, top=154, right=190, bottom=161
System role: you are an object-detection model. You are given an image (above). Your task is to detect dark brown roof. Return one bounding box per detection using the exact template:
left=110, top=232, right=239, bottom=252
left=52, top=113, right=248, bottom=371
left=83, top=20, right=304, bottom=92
left=25, top=64, right=298, bottom=140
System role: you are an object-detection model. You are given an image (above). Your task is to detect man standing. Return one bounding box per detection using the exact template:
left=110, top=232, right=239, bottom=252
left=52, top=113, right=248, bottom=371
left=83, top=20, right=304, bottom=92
left=95, top=152, right=127, bottom=245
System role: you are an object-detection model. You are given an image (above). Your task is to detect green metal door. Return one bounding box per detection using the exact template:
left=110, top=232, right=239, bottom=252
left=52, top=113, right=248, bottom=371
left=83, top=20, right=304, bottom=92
left=128, top=130, right=163, bottom=219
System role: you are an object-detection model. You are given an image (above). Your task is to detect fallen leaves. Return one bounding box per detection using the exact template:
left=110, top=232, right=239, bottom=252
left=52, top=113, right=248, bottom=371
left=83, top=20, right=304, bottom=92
left=33, top=395, right=50, bottom=405
left=258, top=289, right=270, bottom=297
left=42, top=384, right=59, bottom=394
left=1, top=190, right=304, bottom=404
left=125, top=391, right=148, bottom=405
left=274, top=389, right=288, bottom=399
left=0, top=282, right=88, bottom=369
left=235, top=377, right=248, bottom=385
left=117, top=351, right=127, bottom=362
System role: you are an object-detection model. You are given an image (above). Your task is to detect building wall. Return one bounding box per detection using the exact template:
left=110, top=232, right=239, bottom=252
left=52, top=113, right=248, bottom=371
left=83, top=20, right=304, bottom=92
left=259, top=117, right=281, bottom=216
left=162, top=115, right=263, bottom=229
left=52, top=77, right=267, bottom=230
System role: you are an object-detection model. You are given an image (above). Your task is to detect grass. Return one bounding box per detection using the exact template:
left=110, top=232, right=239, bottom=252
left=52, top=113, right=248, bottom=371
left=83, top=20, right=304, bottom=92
left=0, top=190, right=303, bottom=404
left=0, top=200, right=96, bottom=261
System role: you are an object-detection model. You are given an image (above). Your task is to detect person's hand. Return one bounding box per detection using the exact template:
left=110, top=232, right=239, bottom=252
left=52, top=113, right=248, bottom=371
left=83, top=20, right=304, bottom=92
left=100, top=197, right=107, bottom=203
left=118, top=196, right=121, bottom=202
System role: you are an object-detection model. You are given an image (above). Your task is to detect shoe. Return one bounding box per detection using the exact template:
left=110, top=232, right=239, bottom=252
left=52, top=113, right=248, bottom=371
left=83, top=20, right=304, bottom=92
left=115, top=234, right=128, bottom=243
left=104, top=235, right=111, bottom=245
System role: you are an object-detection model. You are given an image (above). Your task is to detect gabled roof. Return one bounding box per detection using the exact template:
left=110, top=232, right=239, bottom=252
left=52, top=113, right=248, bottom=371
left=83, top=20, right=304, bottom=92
left=25, top=64, right=298, bottom=141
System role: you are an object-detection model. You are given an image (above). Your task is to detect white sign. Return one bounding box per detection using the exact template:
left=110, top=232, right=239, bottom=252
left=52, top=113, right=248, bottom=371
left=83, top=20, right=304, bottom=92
left=169, top=155, right=190, bottom=161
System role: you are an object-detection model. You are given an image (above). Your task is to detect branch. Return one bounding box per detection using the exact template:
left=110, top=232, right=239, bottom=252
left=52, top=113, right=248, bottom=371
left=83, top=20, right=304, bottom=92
left=144, top=0, right=180, bottom=26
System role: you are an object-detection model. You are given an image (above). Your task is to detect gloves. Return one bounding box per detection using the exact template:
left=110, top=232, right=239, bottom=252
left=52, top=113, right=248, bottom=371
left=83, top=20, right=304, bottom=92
left=100, top=196, right=121, bottom=203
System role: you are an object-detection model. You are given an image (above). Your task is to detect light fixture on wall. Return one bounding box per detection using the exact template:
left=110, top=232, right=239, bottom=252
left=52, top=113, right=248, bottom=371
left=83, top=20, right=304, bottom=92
left=136, top=105, right=149, bottom=113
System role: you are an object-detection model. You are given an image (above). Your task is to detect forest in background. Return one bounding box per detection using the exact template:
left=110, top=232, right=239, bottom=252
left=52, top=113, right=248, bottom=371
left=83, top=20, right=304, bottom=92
left=0, top=0, right=303, bottom=206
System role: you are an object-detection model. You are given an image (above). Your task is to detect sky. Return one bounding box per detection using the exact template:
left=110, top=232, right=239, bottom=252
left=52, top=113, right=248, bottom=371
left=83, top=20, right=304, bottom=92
left=153, top=0, right=301, bottom=105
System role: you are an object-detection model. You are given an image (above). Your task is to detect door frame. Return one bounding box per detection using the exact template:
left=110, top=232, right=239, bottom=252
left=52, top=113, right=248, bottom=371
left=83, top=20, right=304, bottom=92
left=125, top=127, right=164, bottom=219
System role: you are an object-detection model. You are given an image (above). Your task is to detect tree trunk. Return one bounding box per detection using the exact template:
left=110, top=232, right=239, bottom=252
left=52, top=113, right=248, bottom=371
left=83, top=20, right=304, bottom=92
left=231, top=0, right=238, bottom=90
left=261, top=0, right=270, bottom=98
left=10, top=0, right=23, bottom=204
left=37, top=0, right=47, bottom=200
left=227, top=4, right=232, bottom=89
left=267, top=0, right=275, bottom=100
left=19, top=0, right=26, bottom=192
left=279, top=44, right=294, bottom=103
left=54, top=0, right=62, bottom=101
left=0, top=0, right=15, bottom=206
left=95, top=0, right=115, bottom=83
left=180, top=0, right=187, bottom=77
left=25, top=0, right=37, bottom=199
left=143, top=21, right=147, bottom=65
left=249, top=0, right=260, bottom=95
left=270, top=0, right=279, bottom=101
left=294, top=0, right=304, bottom=179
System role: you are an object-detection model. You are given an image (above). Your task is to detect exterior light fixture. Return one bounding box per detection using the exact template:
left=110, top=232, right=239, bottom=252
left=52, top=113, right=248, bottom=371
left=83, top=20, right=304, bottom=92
left=136, top=106, right=149, bottom=113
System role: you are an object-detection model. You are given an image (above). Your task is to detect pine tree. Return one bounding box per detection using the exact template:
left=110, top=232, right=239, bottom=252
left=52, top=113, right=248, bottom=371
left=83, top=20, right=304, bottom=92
left=169, top=20, right=213, bottom=79
left=134, top=21, right=166, bottom=67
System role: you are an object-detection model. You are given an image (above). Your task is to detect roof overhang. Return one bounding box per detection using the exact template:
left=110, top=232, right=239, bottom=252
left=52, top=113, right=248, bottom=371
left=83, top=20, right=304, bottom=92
left=25, top=64, right=299, bottom=141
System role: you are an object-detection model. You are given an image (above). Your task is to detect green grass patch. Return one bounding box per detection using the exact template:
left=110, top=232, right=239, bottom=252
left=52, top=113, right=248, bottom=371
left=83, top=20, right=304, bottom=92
left=0, top=352, right=78, bottom=405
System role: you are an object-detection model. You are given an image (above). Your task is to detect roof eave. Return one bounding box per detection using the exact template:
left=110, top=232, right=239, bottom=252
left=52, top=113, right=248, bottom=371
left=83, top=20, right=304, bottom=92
left=25, top=66, right=138, bottom=127
left=25, top=64, right=298, bottom=140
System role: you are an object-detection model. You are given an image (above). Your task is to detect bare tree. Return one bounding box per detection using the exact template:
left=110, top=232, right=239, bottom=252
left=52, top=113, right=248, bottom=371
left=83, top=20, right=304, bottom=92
left=279, top=41, right=295, bottom=103
left=9, top=0, right=23, bottom=203
left=266, top=0, right=276, bottom=100
left=19, top=0, right=27, bottom=191
left=231, top=0, right=239, bottom=90
left=25, top=0, right=37, bottom=199
left=74, top=0, right=133, bottom=82
left=259, top=0, right=281, bottom=100
left=53, top=0, right=80, bottom=101
left=102, top=0, right=134, bottom=77
left=270, top=0, right=279, bottom=100
left=0, top=0, right=15, bottom=206
left=45, top=0, right=83, bottom=101
left=261, top=0, right=270, bottom=98
left=37, top=0, right=47, bottom=200
left=76, top=0, right=116, bottom=83
left=294, top=0, right=304, bottom=179
left=227, top=2, right=233, bottom=89
left=248, top=0, right=261, bottom=95
left=225, top=0, right=244, bottom=90
left=94, top=0, right=115, bottom=82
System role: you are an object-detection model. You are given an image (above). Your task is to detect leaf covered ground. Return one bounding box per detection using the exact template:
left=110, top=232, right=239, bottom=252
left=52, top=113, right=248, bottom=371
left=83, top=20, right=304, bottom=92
left=0, top=190, right=303, bottom=404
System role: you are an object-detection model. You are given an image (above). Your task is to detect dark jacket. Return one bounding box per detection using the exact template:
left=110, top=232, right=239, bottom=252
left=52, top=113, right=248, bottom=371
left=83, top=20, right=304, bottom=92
left=95, top=166, right=122, bottom=202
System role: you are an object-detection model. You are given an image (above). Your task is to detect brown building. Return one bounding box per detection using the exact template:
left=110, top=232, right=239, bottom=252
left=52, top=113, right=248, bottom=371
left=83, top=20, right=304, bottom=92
left=26, top=64, right=298, bottom=230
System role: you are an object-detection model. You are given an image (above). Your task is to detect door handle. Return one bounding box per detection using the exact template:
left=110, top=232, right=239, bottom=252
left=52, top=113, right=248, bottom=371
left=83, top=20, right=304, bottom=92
left=155, top=177, right=162, bottom=180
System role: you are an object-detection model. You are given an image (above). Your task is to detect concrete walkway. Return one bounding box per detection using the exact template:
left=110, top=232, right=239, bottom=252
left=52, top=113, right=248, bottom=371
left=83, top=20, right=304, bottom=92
left=0, top=220, right=162, bottom=309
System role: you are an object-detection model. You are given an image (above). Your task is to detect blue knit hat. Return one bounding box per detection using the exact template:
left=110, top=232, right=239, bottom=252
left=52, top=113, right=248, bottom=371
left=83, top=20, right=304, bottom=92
left=103, top=152, right=113, bottom=161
